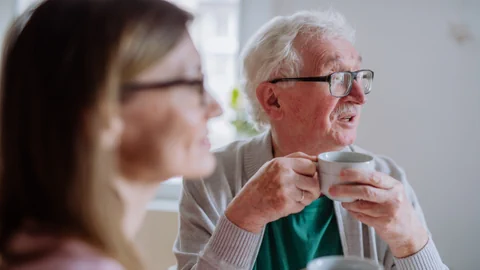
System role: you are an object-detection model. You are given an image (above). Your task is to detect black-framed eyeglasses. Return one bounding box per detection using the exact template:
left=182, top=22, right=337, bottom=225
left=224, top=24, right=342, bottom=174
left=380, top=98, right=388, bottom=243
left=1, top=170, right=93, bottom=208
left=268, top=69, right=374, bottom=98
left=121, top=78, right=206, bottom=103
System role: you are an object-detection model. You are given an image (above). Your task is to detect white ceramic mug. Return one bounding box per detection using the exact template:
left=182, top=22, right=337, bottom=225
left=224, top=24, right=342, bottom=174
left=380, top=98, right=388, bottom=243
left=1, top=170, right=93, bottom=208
left=307, top=256, right=383, bottom=270
left=317, top=151, right=375, bottom=202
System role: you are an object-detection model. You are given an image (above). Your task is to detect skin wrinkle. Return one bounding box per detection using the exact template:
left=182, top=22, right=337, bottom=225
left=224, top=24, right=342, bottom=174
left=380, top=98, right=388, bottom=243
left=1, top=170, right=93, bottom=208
left=224, top=15, right=436, bottom=262
left=296, top=34, right=354, bottom=76
left=302, top=36, right=363, bottom=76
left=305, top=38, right=363, bottom=123
left=268, top=36, right=365, bottom=157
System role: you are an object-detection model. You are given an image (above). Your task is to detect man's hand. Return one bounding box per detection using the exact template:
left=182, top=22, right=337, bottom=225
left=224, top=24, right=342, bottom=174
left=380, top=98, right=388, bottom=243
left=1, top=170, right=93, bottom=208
left=329, top=169, right=429, bottom=258
left=225, top=152, right=321, bottom=233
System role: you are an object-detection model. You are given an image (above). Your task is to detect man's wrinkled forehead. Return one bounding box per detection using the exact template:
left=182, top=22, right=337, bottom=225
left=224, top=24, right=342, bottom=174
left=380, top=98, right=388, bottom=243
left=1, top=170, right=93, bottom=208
left=299, top=37, right=362, bottom=73
left=320, top=53, right=362, bottom=71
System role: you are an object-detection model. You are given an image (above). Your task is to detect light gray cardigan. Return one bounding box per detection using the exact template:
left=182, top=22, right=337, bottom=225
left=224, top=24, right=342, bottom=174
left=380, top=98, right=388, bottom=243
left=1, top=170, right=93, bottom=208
left=173, top=132, right=447, bottom=270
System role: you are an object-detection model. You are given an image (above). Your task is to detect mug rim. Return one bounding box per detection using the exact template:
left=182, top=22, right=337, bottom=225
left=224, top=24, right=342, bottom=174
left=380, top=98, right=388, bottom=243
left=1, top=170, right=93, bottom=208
left=307, top=255, right=383, bottom=269
left=318, top=151, right=374, bottom=164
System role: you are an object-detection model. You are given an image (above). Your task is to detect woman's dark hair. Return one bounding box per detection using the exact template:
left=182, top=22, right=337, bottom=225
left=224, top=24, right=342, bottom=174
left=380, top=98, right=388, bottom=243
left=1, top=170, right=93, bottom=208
left=0, top=0, right=192, bottom=268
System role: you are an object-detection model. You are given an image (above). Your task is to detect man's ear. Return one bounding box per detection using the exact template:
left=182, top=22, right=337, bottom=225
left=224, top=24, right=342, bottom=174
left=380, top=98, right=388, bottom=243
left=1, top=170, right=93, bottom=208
left=256, top=82, right=283, bottom=121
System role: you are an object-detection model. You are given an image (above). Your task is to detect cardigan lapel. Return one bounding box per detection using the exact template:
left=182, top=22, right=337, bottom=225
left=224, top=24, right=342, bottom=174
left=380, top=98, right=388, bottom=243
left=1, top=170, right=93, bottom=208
left=334, top=145, right=364, bottom=257
left=243, top=131, right=274, bottom=184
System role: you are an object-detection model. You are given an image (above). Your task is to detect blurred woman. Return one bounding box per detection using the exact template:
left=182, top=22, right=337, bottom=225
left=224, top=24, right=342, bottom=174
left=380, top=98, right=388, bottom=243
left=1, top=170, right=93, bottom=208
left=0, top=0, right=221, bottom=269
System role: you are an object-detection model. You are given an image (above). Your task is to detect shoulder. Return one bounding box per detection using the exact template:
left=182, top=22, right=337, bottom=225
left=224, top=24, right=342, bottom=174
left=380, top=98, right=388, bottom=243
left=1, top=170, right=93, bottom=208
left=212, top=137, right=252, bottom=169
left=181, top=141, right=247, bottom=199
left=57, top=240, right=124, bottom=270
left=349, top=145, right=407, bottom=183
left=180, top=133, right=273, bottom=214
left=8, top=240, right=124, bottom=270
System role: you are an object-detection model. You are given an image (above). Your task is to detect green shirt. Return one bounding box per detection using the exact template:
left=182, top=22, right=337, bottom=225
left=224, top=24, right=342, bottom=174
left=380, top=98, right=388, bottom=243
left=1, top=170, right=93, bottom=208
left=253, top=196, right=343, bottom=270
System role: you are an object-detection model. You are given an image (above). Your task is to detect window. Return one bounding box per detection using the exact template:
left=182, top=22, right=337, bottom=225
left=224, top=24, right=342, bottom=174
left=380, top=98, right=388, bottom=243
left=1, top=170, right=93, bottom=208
left=214, top=13, right=230, bottom=37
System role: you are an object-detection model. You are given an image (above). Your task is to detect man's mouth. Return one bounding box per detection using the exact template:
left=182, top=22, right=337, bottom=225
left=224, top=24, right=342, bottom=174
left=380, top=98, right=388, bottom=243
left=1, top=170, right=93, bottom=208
left=333, top=103, right=360, bottom=123
left=339, top=115, right=355, bottom=122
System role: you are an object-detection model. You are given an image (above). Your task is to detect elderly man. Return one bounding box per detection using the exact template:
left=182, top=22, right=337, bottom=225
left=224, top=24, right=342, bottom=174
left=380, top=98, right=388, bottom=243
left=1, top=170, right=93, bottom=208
left=174, top=10, right=447, bottom=270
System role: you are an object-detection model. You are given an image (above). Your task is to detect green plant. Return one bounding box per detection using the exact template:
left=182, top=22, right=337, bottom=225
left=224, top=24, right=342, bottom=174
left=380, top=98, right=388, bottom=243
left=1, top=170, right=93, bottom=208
left=229, top=88, right=259, bottom=137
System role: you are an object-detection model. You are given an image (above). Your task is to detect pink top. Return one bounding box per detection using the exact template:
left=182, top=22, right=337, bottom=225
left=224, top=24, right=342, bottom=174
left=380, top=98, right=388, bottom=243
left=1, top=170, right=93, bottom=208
left=4, top=231, right=124, bottom=270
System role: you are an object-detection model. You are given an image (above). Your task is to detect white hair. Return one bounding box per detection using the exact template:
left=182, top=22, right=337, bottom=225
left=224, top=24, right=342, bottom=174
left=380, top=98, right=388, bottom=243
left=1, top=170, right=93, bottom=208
left=240, top=9, right=356, bottom=131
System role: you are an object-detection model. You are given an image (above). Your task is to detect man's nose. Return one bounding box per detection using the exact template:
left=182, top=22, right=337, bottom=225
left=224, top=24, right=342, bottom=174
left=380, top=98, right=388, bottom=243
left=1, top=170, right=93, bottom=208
left=344, top=80, right=366, bottom=104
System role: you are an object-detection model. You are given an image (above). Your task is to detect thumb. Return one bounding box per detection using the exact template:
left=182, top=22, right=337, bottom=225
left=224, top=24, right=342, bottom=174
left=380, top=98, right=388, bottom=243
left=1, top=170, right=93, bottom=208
left=285, top=151, right=318, bottom=162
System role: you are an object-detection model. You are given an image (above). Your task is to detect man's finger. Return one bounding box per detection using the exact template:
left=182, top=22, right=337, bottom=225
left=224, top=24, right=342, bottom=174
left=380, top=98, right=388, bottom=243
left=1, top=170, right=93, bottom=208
left=340, top=169, right=395, bottom=189
left=287, top=183, right=318, bottom=207
left=291, top=200, right=306, bottom=214
left=288, top=158, right=317, bottom=176
left=330, top=184, right=389, bottom=203
left=286, top=152, right=318, bottom=162
left=299, top=190, right=318, bottom=206
left=341, top=201, right=387, bottom=218
left=347, top=209, right=377, bottom=227
left=294, top=173, right=320, bottom=198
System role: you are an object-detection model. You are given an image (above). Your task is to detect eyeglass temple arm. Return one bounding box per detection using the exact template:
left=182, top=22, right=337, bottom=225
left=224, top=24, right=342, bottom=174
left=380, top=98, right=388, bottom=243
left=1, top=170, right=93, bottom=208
left=269, top=76, right=330, bottom=84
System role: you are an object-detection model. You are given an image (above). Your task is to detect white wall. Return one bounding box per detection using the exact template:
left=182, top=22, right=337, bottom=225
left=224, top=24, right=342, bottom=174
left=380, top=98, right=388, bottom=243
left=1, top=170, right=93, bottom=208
left=239, top=0, right=479, bottom=269
left=238, top=0, right=273, bottom=50
left=0, top=0, right=16, bottom=51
